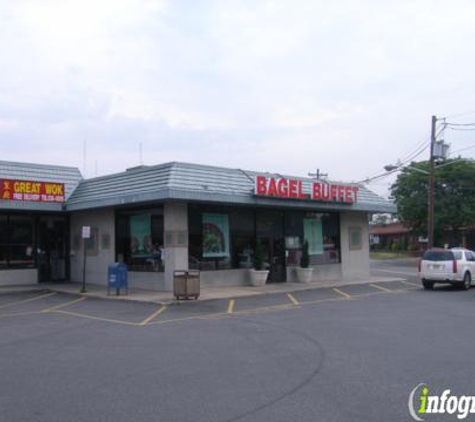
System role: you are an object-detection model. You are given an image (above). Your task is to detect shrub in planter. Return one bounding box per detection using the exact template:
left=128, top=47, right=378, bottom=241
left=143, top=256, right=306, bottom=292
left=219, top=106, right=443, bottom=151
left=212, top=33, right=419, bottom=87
left=254, top=241, right=265, bottom=270
left=300, top=241, right=310, bottom=268
left=296, top=241, right=313, bottom=283
left=249, top=242, right=268, bottom=286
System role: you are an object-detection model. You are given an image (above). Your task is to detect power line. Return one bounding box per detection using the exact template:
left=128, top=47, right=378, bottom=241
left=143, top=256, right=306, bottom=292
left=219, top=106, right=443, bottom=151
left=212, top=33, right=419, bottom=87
left=446, top=122, right=475, bottom=127
left=355, top=145, right=430, bottom=184
left=398, top=138, right=429, bottom=163
left=447, top=127, right=475, bottom=131
left=357, top=119, right=449, bottom=185
left=358, top=141, right=430, bottom=184
left=450, top=144, right=475, bottom=155
left=443, top=110, right=475, bottom=119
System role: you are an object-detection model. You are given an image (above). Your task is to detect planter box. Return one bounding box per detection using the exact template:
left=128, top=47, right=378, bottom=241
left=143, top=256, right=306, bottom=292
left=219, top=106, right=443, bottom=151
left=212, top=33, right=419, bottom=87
left=295, top=267, right=313, bottom=283
left=249, top=269, right=269, bottom=286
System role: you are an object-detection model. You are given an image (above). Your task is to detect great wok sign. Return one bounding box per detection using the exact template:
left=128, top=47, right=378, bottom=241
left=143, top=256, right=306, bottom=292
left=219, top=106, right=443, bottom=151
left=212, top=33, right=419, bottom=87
left=255, top=175, right=359, bottom=204
left=0, top=179, right=65, bottom=203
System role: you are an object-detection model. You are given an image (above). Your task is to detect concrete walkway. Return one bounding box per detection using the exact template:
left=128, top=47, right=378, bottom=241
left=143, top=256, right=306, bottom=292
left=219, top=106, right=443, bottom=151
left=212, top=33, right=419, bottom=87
left=0, top=275, right=406, bottom=305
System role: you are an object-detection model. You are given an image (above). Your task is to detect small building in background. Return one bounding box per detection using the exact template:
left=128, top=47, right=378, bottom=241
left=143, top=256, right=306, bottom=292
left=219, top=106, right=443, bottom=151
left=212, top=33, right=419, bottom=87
left=370, top=222, right=423, bottom=252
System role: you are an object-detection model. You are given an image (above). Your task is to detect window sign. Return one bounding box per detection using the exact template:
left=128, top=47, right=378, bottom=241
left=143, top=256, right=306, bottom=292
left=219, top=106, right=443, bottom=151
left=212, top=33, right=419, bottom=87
left=349, top=226, right=363, bottom=250
left=86, top=227, right=99, bottom=256
left=81, top=226, right=91, bottom=239
left=202, top=213, right=230, bottom=258
left=304, top=217, right=323, bottom=255
left=130, top=213, right=152, bottom=257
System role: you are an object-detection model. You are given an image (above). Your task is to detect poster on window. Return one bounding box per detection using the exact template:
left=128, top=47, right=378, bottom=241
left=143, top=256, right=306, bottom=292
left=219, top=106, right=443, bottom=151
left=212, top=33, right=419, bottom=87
left=202, top=213, right=230, bottom=258
left=130, top=214, right=152, bottom=257
left=304, top=217, right=323, bottom=255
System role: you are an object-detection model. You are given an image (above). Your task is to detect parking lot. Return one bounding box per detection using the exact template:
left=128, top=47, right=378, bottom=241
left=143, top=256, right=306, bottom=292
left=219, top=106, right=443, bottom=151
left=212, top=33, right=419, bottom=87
left=2, top=271, right=475, bottom=422
left=0, top=280, right=417, bottom=328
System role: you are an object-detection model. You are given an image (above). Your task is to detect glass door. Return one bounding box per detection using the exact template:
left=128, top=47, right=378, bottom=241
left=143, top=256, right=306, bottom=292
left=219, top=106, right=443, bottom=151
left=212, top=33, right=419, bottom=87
left=38, top=216, right=68, bottom=282
left=256, top=210, right=286, bottom=283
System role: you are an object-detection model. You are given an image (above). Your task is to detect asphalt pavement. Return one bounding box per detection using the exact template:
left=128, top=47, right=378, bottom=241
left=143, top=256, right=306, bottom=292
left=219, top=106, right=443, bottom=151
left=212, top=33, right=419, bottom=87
left=1, top=260, right=473, bottom=422
left=370, top=258, right=419, bottom=281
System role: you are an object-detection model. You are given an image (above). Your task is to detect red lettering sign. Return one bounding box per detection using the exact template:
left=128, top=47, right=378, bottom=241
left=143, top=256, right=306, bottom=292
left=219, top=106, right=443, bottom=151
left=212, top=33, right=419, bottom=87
left=0, top=179, right=65, bottom=203
left=255, top=176, right=358, bottom=204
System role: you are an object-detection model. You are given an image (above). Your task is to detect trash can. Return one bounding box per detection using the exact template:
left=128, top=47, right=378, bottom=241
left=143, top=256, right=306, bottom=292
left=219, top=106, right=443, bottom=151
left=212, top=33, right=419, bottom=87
left=108, top=263, right=128, bottom=295
left=174, top=270, right=200, bottom=300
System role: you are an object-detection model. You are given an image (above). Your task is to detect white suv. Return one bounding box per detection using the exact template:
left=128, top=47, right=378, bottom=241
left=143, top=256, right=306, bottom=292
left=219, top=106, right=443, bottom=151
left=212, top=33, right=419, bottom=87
left=418, top=248, right=475, bottom=290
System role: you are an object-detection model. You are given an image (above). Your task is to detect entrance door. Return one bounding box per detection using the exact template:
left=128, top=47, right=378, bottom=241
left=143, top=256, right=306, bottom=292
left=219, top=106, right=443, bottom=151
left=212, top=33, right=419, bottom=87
left=256, top=210, right=286, bottom=283
left=268, top=237, right=286, bottom=283
left=38, top=217, right=68, bottom=282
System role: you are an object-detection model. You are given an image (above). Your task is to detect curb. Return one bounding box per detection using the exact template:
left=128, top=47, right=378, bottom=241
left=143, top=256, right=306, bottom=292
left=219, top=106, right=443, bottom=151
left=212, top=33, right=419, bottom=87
left=0, top=277, right=411, bottom=307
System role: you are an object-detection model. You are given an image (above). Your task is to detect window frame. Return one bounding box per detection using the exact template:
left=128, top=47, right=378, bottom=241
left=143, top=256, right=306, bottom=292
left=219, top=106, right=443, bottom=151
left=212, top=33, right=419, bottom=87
left=0, top=213, right=37, bottom=270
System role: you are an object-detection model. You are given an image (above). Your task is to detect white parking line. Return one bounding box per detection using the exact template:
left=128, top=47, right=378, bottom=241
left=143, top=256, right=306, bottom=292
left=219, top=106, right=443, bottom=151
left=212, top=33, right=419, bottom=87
left=371, top=269, right=416, bottom=276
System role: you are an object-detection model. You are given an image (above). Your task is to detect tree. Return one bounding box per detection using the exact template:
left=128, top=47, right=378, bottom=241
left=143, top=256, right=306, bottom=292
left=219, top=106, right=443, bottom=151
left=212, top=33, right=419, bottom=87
left=390, top=159, right=475, bottom=246
left=300, top=241, right=310, bottom=268
left=371, top=213, right=392, bottom=225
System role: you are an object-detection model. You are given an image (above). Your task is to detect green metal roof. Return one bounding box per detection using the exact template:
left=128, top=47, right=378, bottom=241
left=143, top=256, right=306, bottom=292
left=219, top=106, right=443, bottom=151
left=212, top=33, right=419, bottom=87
left=66, top=162, right=396, bottom=213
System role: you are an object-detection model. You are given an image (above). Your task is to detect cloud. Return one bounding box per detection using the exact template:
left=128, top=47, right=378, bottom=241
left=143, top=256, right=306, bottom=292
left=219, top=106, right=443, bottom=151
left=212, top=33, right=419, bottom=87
left=1, top=0, right=475, bottom=197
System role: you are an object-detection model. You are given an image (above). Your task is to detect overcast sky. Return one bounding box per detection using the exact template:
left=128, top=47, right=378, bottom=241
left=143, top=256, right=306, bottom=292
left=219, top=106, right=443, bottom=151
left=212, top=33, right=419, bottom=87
left=1, top=0, right=475, bottom=197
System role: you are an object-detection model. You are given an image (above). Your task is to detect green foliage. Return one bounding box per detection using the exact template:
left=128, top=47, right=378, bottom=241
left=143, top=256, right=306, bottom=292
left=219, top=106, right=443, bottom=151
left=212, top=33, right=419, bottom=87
left=300, top=241, right=310, bottom=268
left=391, top=242, right=400, bottom=252
left=391, top=159, right=475, bottom=244
left=253, top=242, right=265, bottom=271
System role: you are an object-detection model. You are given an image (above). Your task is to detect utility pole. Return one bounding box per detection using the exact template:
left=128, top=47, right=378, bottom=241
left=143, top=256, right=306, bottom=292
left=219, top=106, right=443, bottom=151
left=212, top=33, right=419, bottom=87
left=428, top=115, right=437, bottom=249
left=308, top=169, right=328, bottom=180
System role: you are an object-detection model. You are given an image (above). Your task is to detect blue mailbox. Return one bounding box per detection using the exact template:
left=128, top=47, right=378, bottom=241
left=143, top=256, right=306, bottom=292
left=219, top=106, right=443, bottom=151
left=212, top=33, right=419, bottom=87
left=108, top=263, right=128, bottom=295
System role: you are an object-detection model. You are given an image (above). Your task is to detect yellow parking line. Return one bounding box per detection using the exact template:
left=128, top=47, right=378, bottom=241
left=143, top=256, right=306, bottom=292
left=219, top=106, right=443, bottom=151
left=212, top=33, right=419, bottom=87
left=148, top=289, right=416, bottom=327
left=149, top=312, right=228, bottom=326
left=139, top=306, right=167, bottom=326
left=42, top=296, right=86, bottom=313
left=332, top=288, right=351, bottom=300
left=0, top=292, right=57, bottom=310
left=0, top=311, right=43, bottom=318
left=227, top=299, right=235, bottom=314
left=287, top=293, right=299, bottom=306
left=234, top=303, right=295, bottom=316
left=54, top=309, right=140, bottom=326
left=370, top=283, right=392, bottom=293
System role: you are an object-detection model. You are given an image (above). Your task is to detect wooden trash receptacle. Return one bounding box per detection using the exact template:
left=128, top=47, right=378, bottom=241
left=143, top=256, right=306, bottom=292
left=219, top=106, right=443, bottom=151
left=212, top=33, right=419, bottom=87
left=174, top=270, right=200, bottom=300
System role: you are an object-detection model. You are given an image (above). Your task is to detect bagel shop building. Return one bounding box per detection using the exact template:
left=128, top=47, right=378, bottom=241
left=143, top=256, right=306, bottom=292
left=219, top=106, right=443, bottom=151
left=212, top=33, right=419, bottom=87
left=0, top=161, right=395, bottom=291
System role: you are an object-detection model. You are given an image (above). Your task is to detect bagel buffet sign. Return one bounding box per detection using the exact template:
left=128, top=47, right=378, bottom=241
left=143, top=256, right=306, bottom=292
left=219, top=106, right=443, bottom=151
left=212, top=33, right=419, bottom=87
left=0, top=179, right=65, bottom=203
left=254, top=175, right=359, bottom=204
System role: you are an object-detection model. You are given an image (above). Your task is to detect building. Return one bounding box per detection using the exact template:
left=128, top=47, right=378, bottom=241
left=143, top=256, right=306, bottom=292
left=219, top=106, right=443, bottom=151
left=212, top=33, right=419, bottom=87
left=0, top=160, right=396, bottom=290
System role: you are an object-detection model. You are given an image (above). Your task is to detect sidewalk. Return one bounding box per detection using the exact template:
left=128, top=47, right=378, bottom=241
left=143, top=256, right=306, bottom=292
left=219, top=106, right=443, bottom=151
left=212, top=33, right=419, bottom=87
left=0, top=275, right=407, bottom=305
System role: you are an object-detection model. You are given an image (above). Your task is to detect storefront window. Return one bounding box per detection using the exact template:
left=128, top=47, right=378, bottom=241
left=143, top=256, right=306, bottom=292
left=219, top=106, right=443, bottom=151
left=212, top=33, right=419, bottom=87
left=189, top=205, right=255, bottom=270
left=115, top=207, right=164, bottom=272
left=0, top=216, right=8, bottom=268
left=230, top=209, right=255, bottom=269
left=0, top=214, right=35, bottom=268
left=284, top=211, right=340, bottom=266
left=202, top=213, right=231, bottom=259
left=188, top=206, right=340, bottom=271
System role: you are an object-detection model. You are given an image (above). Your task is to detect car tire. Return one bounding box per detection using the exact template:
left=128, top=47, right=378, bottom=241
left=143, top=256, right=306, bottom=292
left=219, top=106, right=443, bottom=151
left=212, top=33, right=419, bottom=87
left=422, top=279, right=434, bottom=290
left=462, top=273, right=471, bottom=290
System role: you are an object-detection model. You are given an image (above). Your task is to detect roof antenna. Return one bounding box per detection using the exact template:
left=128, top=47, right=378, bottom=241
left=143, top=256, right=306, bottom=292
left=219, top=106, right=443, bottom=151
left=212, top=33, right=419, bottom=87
left=139, top=142, right=143, bottom=165
left=308, top=169, right=328, bottom=180
left=83, top=140, right=87, bottom=178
